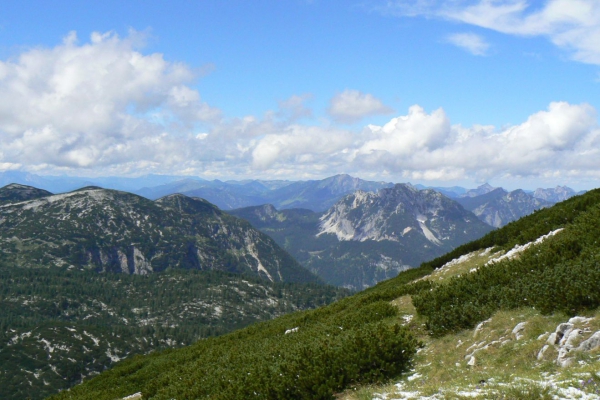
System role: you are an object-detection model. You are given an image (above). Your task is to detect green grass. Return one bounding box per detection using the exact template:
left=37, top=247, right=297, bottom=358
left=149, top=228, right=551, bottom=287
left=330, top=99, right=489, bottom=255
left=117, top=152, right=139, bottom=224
left=338, top=243, right=600, bottom=400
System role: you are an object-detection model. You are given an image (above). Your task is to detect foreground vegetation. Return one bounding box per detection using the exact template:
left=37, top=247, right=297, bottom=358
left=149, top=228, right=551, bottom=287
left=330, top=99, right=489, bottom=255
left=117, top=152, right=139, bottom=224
left=0, top=267, right=348, bottom=400
left=50, top=268, right=426, bottom=399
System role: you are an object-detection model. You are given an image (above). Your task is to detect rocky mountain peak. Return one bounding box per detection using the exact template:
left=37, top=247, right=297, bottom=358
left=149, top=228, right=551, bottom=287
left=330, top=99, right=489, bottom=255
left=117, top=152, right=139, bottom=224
left=0, top=183, right=53, bottom=205
left=318, top=185, right=490, bottom=245
left=534, top=186, right=577, bottom=203
left=462, top=183, right=497, bottom=198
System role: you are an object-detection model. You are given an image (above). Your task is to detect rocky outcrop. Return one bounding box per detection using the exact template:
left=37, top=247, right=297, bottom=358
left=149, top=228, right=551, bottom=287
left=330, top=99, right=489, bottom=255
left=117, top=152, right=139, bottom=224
left=538, top=316, right=599, bottom=367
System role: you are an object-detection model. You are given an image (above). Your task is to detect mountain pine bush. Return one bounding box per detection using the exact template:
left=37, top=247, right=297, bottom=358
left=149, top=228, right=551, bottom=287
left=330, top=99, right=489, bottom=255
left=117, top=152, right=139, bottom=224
left=414, top=196, right=600, bottom=336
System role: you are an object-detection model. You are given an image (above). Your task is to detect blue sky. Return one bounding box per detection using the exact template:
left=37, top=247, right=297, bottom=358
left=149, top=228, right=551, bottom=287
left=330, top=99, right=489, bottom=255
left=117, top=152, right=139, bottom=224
left=0, top=0, right=599, bottom=190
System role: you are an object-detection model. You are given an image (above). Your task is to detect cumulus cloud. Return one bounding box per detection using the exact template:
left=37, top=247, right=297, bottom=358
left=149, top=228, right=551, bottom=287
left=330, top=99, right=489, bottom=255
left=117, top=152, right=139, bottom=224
left=244, top=100, right=600, bottom=184
left=0, top=30, right=220, bottom=171
left=251, top=125, right=355, bottom=170
left=328, top=90, right=393, bottom=123
left=352, top=101, right=599, bottom=181
left=1, top=31, right=599, bottom=184
left=446, top=32, right=490, bottom=55
left=383, top=0, right=600, bottom=65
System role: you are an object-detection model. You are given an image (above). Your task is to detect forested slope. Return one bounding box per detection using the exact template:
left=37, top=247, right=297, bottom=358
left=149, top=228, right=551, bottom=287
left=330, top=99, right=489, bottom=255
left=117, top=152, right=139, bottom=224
left=50, top=189, right=600, bottom=399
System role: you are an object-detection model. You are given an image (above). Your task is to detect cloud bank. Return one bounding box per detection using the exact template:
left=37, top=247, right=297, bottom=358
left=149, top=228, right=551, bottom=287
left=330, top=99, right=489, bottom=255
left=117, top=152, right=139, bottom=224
left=0, top=30, right=220, bottom=172
left=0, top=31, right=599, bottom=186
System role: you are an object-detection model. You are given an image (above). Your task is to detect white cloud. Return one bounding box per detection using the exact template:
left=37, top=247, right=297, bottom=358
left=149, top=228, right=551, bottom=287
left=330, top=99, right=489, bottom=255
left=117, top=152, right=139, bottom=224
left=384, top=0, right=600, bottom=65
left=0, top=30, right=220, bottom=170
left=328, top=90, right=393, bottom=123
left=446, top=32, right=490, bottom=55
left=251, top=125, right=355, bottom=170
left=1, top=31, right=599, bottom=184
left=240, top=101, right=600, bottom=184
left=352, top=101, right=599, bottom=182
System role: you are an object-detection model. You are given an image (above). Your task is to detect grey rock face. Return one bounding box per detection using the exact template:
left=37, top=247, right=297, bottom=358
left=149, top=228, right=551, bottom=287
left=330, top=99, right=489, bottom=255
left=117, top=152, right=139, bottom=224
left=541, top=317, right=599, bottom=367
left=577, top=331, right=600, bottom=352
left=318, top=183, right=490, bottom=246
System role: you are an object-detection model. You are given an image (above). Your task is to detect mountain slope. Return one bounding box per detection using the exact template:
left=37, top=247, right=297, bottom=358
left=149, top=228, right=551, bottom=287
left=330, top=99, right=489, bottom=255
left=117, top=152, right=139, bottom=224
left=0, top=267, right=347, bottom=400
left=230, top=184, right=492, bottom=290
left=0, top=185, right=349, bottom=400
left=456, top=187, right=554, bottom=227
left=0, top=185, right=318, bottom=283
left=52, top=188, right=600, bottom=400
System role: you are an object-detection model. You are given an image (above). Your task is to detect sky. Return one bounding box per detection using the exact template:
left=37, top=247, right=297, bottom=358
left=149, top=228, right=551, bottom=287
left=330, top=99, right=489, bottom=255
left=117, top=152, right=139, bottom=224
left=0, top=0, right=599, bottom=190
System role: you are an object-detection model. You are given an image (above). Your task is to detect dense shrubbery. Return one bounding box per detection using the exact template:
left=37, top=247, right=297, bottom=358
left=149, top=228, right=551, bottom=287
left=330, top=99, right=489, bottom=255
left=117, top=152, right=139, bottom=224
left=414, top=199, right=600, bottom=336
left=49, top=275, right=421, bottom=400
left=0, top=267, right=348, bottom=400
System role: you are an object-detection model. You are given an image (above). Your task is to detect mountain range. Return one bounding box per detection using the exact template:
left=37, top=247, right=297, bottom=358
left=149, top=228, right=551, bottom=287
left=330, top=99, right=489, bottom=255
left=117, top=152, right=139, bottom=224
left=135, top=174, right=394, bottom=212
left=0, top=184, right=350, bottom=400
left=230, top=183, right=492, bottom=289
left=0, top=171, right=584, bottom=227
left=0, top=184, right=316, bottom=283
left=455, top=183, right=584, bottom=227
left=52, top=188, right=600, bottom=400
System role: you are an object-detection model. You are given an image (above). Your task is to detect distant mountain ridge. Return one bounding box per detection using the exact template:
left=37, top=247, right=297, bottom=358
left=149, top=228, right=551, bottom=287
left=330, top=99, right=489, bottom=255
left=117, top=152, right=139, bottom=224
left=0, top=184, right=318, bottom=284
left=0, top=171, right=585, bottom=228
left=136, top=173, right=394, bottom=212
left=456, top=187, right=554, bottom=228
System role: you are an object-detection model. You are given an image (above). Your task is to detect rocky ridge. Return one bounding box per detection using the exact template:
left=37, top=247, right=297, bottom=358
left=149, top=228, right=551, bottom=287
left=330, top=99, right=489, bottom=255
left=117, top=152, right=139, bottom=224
left=0, top=185, right=317, bottom=283
left=230, top=184, right=491, bottom=290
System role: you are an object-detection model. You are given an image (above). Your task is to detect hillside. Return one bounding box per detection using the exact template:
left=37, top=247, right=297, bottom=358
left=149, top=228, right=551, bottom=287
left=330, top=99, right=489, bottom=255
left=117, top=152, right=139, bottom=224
left=230, top=184, right=492, bottom=290
left=0, top=266, right=347, bottom=400
left=456, top=187, right=553, bottom=227
left=0, top=185, right=317, bottom=283
left=50, top=188, right=600, bottom=399
left=0, top=185, right=350, bottom=399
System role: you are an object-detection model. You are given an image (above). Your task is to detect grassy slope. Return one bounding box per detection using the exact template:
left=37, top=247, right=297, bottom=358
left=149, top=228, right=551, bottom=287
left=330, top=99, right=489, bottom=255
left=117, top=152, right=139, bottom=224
left=341, top=254, right=600, bottom=399
left=50, top=189, right=600, bottom=399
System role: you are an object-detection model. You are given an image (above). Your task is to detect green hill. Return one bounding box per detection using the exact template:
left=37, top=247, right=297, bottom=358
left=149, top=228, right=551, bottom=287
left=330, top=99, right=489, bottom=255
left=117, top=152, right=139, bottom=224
left=0, top=185, right=318, bottom=283
left=0, top=184, right=354, bottom=399
left=49, top=189, right=600, bottom=399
